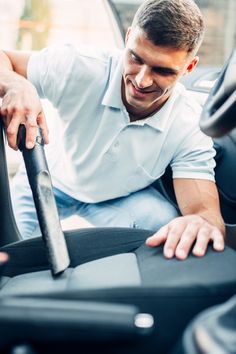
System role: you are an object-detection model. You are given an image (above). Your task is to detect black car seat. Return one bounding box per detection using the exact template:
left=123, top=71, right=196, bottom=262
left=173, top=48, right=236, bottom=354
left=166, top=131, right=236, bottom=354
left=1, top=118, right=236, bottom=354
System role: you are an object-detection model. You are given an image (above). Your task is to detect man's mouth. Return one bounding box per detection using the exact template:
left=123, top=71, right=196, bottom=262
left=130, top=83, right=156, bottom=98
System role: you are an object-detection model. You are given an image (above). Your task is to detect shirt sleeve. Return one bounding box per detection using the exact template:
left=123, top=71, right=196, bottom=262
left=27, top=44, right=75, bottom=107
left=27, top=44, right=111, bottom=118
left=171, top=126, right=216, bottom=182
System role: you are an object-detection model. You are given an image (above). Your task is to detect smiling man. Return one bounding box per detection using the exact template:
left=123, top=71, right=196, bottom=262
left=0, top=0, right=225, bottom=259
left=122, top=28, right=198, bottom=120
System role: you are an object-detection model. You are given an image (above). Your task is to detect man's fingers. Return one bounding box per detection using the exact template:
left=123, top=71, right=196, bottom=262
left=5, top=111, right=48, bottom=150
left=25, top=114, right=38, bottom=149
left=163, top=225, right=183, bottom=258
left=0, top=252, right=9, bottom=264
left=23, top=111, right=49, bottom=149
left=147, top=215, right=225, bottom=260
left=175, top=224, right=199, bottom=260
left=37, top=111, right=49, bottom=144
left=192, top=227, right=210, bottom=257
left=2, top=109, right=43, bottom=149
left=6, top=114, right=23, bottom=149
left=0, top=105, right=8, bottom=118
left=146, top=224, right=169, bottom=247
left=212, top=229, right=225, bottom=252
left=192, top=227, right=224, bottom=257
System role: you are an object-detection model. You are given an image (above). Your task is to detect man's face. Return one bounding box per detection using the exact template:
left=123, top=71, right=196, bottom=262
left=122, top=27, right=198, bottom=119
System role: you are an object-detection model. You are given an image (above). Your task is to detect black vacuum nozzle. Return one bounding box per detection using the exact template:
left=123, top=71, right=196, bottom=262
left=17, top=125, right=70, bottom=275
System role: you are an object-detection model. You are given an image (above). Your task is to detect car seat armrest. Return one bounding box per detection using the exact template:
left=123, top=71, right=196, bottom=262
left=0, top=296, right=154, bottom=348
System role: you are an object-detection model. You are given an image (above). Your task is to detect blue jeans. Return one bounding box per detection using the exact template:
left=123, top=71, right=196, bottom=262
left=10, top=169, right=179, bottom=240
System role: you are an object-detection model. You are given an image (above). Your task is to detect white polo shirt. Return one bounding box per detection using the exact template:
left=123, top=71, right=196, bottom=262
left=27, top=44, right=215, bottom=203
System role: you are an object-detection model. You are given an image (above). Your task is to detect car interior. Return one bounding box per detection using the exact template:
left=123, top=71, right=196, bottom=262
left=174, top=47, right=236, bottom=354
left=0, top=46, right=236, bottom=354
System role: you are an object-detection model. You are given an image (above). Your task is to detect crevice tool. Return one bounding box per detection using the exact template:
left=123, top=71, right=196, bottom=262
left=17, top=124, right=70, bottom=275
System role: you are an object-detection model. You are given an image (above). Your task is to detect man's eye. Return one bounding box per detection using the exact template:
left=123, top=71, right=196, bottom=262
left=153, top=68, right=176, bottom=76
left=131, top=54, right=142, bottom=64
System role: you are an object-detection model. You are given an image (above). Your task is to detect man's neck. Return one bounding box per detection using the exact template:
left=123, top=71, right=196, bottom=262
left=127, top=96, right=169, bottom=122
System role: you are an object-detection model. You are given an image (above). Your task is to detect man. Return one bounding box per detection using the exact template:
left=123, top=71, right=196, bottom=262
left=0, top=0, right=225, bottom=260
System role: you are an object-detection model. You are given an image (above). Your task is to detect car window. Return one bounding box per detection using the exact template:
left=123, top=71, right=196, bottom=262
left=0, top=0, right=123, bottom=50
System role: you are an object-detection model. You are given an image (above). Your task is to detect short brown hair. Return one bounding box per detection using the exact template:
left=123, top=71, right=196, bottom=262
left=132, top=0, right=205, bottom=54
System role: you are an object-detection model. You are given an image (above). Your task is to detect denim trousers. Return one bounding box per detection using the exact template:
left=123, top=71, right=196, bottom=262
left=10, top=169, right=179, bottom=240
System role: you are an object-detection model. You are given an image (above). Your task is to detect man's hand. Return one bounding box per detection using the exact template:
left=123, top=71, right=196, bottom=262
left=0, top=251, right=9, bottom=275
left=146, top=214, right=225, bottom=260
left=0, top=77, right=49, bottom=150
left=0, top=251, right=9, bottom=264
left=0, top=50, right=49, bottom=150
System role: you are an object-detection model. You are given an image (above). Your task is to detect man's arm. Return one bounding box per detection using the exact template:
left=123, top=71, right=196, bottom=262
left=146, top=178, right=225, bottom=260
left=0, top=50, right=48, bottom=149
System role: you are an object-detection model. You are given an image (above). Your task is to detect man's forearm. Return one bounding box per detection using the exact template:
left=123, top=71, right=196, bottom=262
left=0, top=51, right=13, bottom=71
left=0, top=50, right=34, bottom=98
left=174, top=178, right=225, bottom=237
left=0, top=51, right=14, bottom=96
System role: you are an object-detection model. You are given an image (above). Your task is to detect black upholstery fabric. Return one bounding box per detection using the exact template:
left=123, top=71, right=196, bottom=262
left=1, top=228, right=236, bottom=354
left=136, top=243, right=236, bottom=290
left=1, top=228, right=152, bottom=277
left=214, top=133, right=236, bottom=223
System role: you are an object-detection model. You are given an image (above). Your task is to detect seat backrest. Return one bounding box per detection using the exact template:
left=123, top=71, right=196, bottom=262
left=0, top=121, right=21, bottom=246
left=156, top=130, right=236, bottom=225
left=214, top=129, right=236, bottom=224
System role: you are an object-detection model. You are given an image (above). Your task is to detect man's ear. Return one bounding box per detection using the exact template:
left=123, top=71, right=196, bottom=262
left=125, top=27, right=132, bottom=45
left=184, top=56, right=199, bottom=75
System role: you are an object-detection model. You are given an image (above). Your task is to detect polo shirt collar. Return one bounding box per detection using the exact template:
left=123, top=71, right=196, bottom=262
left=102, top=52, right=179, bottom=132
left=102, top=54, right=125, bottom=110
left=143, top=89, right=178, bottom=131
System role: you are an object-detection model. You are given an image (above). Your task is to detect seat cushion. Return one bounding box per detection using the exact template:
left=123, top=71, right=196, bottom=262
left=0, top=228, right=151, bottom=276
left=136, top=243, right=236, bottom=291
left=1, top=228, right=236, bottom=296
left=0, top=253, right=141, bottom=296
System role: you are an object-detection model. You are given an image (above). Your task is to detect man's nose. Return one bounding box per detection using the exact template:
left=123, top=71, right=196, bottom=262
left=135, top=65, right=153, bottom=89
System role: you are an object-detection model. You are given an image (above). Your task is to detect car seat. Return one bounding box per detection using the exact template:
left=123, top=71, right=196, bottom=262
left=0, top=116, right=236, bottom=354
left=173, top=48, right=236, bottom=354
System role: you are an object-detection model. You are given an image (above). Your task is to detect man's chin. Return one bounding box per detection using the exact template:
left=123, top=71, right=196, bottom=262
left=125, top=99, right=150, bottom=115
left=128, top=94, right=153, bottom=108
left=127, top=98, right=144, bottom=110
